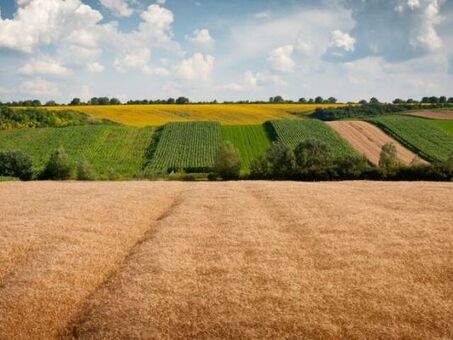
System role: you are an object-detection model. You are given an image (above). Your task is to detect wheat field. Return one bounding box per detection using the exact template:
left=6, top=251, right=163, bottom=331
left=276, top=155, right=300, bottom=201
left=50, top=104, right=344, bottom=126
left=1, top=181, right=452, bottom=339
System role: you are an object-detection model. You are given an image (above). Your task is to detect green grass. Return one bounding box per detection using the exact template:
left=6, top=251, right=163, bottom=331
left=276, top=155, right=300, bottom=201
left=147, top=121, right=222, bottom=173
left=369, top=116, right=453, bottom=162
left=0, top=125, right=154, bottom=178
left=268, top=119, right=357, bottom=157
left=430, top=120, right=453, bottom=136
left=222, top=125, right=271, bottom=170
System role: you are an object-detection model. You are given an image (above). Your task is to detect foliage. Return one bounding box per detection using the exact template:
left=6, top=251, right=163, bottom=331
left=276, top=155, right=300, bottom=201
left=311, top=103, right=418, bottom=121
left=379, top=142, right=400, bottom=174
left=263, top=142, right=296, bottom=179
left=41, top=147, right=73, bottom=180
left=76, top=157, right=96, bottom=180
left=294, top=138, right=331, bottom=169
left=250, top=154, right=272, bottom=179
left=0, top=125, right=154, bottom=178
left=0, top=150, right=33, bottom=180
left=0, top=106, right=110, bottom=130
left=146, top=122, right=222, bottom=173
left=222, top=125, right=271, bottom=170
left=268, top=119, right=357, bottom=158
left=369, top=116, right=453, bottom=162
left=213, top=142, right=241, bottom=180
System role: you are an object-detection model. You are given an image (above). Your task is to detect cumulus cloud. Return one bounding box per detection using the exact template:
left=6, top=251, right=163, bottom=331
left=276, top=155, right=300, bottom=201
left=267, top=45, right=295, bottom=72
left=176, top=53, right=214, bottom=81
left=0, top=0, right=103, bottom=53
left=20, top=78, right=59, bottom=96
left=114, top=48, right=152, bottom=73
left=332, top=0, right=446, bottom=61
left=139, top=4, right=174, bottom=42
left=99, top=0, right=133, bottom=17
left=330, top=30, right=356, bottom=52
left=18, top=57, right=71, bottom=76
left=87, top=62, right=105, bottom=73
left=186, top=29, right=215, bottom=48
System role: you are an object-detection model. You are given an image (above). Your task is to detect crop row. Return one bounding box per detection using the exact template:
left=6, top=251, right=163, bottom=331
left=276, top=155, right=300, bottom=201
left=369, top=116, right=453, bottom=162
left=268, top=119, right=357, bottom=158
left=0, top=125, right=154, bottom=178
left=147, top=122, right=222, bottom=172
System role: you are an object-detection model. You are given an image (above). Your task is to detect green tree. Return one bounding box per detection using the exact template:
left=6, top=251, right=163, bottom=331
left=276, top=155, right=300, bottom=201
left=213, top=142, right=241, bottom=180
left=76, top=156, right=96, bottom=180
left=0, top=150, right=33, bottom=180
left=109, top=98, right=121, bottom=105
left=42, top=146, right=73, bottom=180
left=176, top=97, right=189, bottom=104
left=379, top=142, right=399, bottom=173
left=265, top=142, right=295, bottom=178
left=250, top=154, right=271, bottom=179
left=294, top=138, right=331, bottom=170
left=370, top=97, right=380, bottom=104
left=298, top=98, right=307, bottom=103
left=314, top=96, right=324, bottom=104
left=70, top=98, right=81, bottom=105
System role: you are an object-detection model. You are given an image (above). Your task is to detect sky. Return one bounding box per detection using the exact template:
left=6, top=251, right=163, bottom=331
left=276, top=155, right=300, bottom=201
left=0, top=0, right=452, bottom=103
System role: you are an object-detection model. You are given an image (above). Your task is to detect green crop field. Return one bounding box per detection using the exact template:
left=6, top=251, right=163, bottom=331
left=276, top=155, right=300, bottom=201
left=222, top=125, right=271, bottom=170
left=268, top=119, right=357, bottom=157
left=0, top=125, right=154, bottom=178
left=369, top=116, right=453, bottom=162
left=430, top=120, right=453, bottom=136
left=147, top=121, right=222, bottom=173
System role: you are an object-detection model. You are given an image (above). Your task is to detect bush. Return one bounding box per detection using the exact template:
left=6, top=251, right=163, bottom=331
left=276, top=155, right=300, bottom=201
left=294, top=138, right=332, bottom=170
left=250, top=154, right=272, bottom=179
left=379, top=142, right=400, bottom=175
left=265, top=142, right=295, bottom=178
left=334, top=155, right=370, bottom=179
left=76, top=157, right=96, bottom=180
left=0, top=150, right=33, bottom=180
left=213, top=142, right=241, bottom=180
left=41, top=146, right=73, bottom=180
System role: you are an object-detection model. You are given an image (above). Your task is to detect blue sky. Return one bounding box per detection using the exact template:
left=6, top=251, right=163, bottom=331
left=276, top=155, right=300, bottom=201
left=0, top=0, right=452, bottom=103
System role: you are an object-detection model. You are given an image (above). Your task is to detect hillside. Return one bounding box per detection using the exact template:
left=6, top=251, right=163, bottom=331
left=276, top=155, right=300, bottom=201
left=0, top=125, right=154, bottom=178
left=48, top=104, right=344, bottom=126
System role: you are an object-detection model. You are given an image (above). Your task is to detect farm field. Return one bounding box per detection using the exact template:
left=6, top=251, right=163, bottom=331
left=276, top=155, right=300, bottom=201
left=0, top=181, right=452, bottom=339
left=430, top=120, right=453, bottom=135
left=269, top=119, right=357, bottom=158
left=370, top=116, right=453, bottom=162
left=403, top=110, right=453, bottom=120
left=49, top=104, right=344, bottom=126
left=146, top=121, right=222, bottom=173
left=222, top=124, right=271, bottom=170
left=327, top=121, right=424, bottom=165
left=0, top=125, right=154, bottom=178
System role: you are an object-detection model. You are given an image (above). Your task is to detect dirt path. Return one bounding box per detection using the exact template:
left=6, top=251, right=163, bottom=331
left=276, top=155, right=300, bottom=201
left=403, top=111, right=453, bottom=120
left=328, top=121, right=425, bottom=165
left=0, top=181, right=452, bottom=339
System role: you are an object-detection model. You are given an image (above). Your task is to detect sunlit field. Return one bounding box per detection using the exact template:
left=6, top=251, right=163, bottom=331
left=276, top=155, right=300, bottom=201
left=49, top=104, right=345, bottom=126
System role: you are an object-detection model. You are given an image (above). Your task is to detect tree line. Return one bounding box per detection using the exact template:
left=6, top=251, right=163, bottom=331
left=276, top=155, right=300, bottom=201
left=1, top=95, right=452, bottom=107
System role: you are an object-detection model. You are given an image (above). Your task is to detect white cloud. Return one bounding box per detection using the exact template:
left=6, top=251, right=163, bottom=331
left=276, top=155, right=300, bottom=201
left=20, top=78, right=59, bottom=96
left=18, top=57, right=71, bottom=76
left=87, top=62, right=105, bottom=73
left=99, top=0, right=133, bottom=17
left=267, top=45, right=295, bottom=72
left=0, top=0, right=103, bottom=53
left=114, top=48, right=152, bottom=73
left=139, top=4, right=174, bottom=42
left=330, top=30, right=355, bottom=52
left=186, top=29, right=215, bottom=48
left=176, top=53, right=214, bottom=81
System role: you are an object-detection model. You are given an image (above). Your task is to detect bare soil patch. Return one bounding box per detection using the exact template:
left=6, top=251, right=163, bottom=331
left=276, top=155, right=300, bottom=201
left=1, top=181, right=452, bottom=339
left=328, top=120, right=425, bottom=165
left=403, top=110, right=453, bottom=120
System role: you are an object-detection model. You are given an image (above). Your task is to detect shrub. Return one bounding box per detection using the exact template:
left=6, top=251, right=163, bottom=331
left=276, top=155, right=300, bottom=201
left=76, top=157, right=96, bottom=180
left=334, top=155, right=370, bottom=179
left=265, top=142, right=295, bottom=178
left=294, top=138, right=332, bottom=170
left=41, top=146, right=73, bottom=180
left=379, top=142, right=399, bottom=174
left=213, top=142, right=241, bottom=180
left=250, top=154, right=272, bottom=179
left=0, top=150, right=33, bottom=180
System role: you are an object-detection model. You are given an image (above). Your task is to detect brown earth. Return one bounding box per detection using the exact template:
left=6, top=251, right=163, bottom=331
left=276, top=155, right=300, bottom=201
left=403, top=111, right=453, bottom=120
left=1, top=181, right=452, bottom=340
left=328, top=120, right=426, bottom=165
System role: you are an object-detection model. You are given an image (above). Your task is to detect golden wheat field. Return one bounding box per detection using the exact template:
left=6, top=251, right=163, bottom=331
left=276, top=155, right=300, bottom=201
left=1, top=181, right=452, bottom=339
left=50, top=104, right=344, bottom=126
